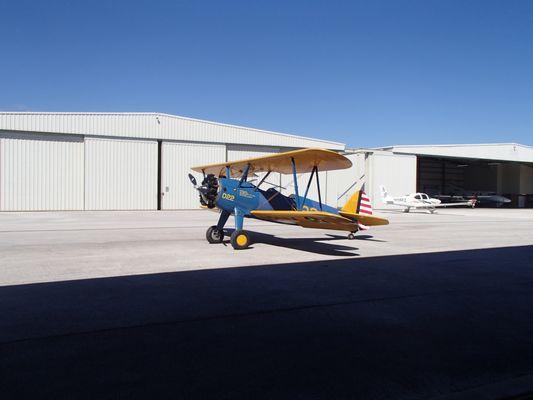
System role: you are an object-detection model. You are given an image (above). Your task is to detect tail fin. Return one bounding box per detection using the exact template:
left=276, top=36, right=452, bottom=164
left=341, top=190, right=361, bottom=214
left=341, top=190, right=374, bottom=230
left=379, top=185, right=388, bottom=199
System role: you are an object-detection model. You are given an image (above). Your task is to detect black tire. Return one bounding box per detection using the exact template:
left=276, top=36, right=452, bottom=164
left=206, top=226, right=224, bottom=244
left=230, top=230, right=251, bottom=250
left=348, top=233, right=356, bottom=240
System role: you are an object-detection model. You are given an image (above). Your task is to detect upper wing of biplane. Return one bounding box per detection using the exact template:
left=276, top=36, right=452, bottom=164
left=191, top=148, right=352, bottom=177
left=251, top=210, right=388, bottom=232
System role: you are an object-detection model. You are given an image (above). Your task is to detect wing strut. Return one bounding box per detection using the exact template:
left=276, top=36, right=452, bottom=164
left=302, top=166, right=317, bottom=207
left=316, top=166, right=323, bottom=210
left=238, top=164, right=251, bottom=187
left=291, top=157, right=301, bottom=209
left=254, top=170, right=271, bottom=191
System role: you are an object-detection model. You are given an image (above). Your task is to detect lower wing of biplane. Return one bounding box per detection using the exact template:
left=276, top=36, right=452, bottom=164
left=251, top=210, right=389, bottom=232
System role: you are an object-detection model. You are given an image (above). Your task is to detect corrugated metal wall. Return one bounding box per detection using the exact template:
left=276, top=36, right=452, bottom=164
left=336, top=153, right=366, bottom=207
left=162, top=142, right=226, bottom=209
left=0, top=113, right=345, bottom=150
left=0, top=132, right=84, bottom=211
left=386, top=144, right=533, bottom=164
left=226, top=144, right=281, bottom=161
left=367, top=152, right=417, bottom=209
left=0, top=130, right=352, bottom=212
left=84, top=137, right=158, bottom=210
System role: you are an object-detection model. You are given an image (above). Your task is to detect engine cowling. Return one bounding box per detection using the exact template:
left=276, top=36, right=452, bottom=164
left=198, top=174, right=219, bottom=209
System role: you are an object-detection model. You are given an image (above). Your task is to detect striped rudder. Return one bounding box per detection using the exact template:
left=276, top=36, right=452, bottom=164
left=356, top=191, right=373, bottom=230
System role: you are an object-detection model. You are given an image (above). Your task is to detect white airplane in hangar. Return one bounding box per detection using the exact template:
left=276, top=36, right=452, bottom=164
left=380, top=186, right=476, bottom=213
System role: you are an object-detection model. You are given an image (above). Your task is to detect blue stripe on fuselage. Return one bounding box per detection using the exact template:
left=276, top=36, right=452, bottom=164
left=215, top=178, right=338, bottom=216
left=216, top=178, right=273, bottom=215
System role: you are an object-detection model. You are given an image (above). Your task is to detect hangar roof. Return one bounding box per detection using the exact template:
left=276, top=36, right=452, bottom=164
left=378, top=143, right=533, bottom=163
left=0, top=112, right=345, bottom=151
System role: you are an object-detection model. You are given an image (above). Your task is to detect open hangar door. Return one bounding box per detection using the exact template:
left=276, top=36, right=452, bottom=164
left=161, top=142, right=226, bottom=209
left=84, top=137, right=158, bottom=210
left=417, top=156, right=533, bottom=208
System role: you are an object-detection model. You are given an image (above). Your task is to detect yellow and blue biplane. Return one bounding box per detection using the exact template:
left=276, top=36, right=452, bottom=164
left=189, top=148, right=388, bottom=250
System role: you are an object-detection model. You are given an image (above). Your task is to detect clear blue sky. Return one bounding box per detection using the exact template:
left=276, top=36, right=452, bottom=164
left=1, top=0, right=532, bottom=147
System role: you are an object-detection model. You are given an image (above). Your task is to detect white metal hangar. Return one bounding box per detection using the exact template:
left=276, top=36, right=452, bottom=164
left=1, top=112, right=532, bottom=211
left=348, top=143, right=533, bottom=209
left=0, top=112, right=345, bottom=211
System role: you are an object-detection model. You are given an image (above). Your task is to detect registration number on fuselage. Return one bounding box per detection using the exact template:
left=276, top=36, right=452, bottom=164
left=221, top=192, right=235, bottom=201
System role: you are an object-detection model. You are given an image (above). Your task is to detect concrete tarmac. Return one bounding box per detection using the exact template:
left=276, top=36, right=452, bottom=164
left=1, top=208, right=533, bottom=286
left=1, top=209, right=533, bottom=399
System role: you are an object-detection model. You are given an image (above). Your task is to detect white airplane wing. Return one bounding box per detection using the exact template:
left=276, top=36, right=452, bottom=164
left=432, top=201, right=475, bottom=208
left=389, top=200, right=412, bottom=207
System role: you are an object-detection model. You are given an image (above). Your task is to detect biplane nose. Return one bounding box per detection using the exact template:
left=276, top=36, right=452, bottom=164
left=189, top=173, right=219, bottom=209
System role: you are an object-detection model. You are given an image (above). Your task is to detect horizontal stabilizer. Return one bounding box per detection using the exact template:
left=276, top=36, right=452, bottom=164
left=338, top=211, right=389, bottom=226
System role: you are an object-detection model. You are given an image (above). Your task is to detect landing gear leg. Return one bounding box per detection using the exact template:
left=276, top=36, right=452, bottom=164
left=217, top=210, right=230, bottom=230
left=230, top=208, right=251, bottom=250
left=206, top=210, right=230, bottom=244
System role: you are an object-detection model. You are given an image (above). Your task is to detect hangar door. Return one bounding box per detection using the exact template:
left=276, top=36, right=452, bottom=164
left=368, top=153, right=417, bottom=209
left=0, top=132, right=84, bottom=211
left=161, top=142, right=225, bottom=209
left=227, top=145, right=280, bottom=162
left=85, top=137, right=158, bottom=210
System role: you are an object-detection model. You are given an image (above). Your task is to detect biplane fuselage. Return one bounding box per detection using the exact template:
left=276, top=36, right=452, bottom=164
left=216, top=177, right=338, bottom=217
left=190, top=148, right=388, bottom=250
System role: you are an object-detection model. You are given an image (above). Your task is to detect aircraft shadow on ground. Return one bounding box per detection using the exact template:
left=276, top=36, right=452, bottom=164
left=1, top=245, right=533, bottom=399
left=326, top=233, right=387, bottom=243
left=223, top=228, right=360, bottom=256
left=223, top=230, right=385, bottom=255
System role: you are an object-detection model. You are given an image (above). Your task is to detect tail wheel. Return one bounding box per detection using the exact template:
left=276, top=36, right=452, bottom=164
left=206, top=226, right=224, bottom=244
left=348, top=232, right=356, bottom=240
left=230, top=230, right=251, bottom=250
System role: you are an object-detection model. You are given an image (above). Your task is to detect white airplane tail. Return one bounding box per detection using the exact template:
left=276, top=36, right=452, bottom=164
left=380, top=185, right=388, bottom=200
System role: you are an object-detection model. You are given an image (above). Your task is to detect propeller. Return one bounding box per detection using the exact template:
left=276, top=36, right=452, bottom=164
left=188, top=173, right=197, bottom=186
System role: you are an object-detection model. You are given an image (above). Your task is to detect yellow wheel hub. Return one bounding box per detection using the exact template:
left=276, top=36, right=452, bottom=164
left=236, top=234, right=248, bottom=247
